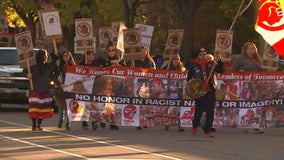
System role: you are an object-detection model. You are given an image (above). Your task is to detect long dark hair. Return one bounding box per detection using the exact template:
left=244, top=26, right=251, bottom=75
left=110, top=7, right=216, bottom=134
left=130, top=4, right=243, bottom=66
left=36, top=49, right=48, bottom=76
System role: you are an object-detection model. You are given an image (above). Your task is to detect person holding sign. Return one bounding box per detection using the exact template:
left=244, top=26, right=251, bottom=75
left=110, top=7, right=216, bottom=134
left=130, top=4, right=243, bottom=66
left=161, top=54, right=186, bottom=71
left=161, top=54, right=186, bottom=132
left=187, top=48, right=224, bottom=137
left=79, top=50, right=102, bottom=130
left=130, top=46, right=156, bottom=69
left=98, top=41, right=126, bottom=67
left=24, top=49, right=61, bottom=131
left=53, top=50, right=76, bottom=130
left=231, top=42, right=263, bottom=72
left=128, top=46, right=156, bottom=130
left=231, top=42, right=265, bottom=134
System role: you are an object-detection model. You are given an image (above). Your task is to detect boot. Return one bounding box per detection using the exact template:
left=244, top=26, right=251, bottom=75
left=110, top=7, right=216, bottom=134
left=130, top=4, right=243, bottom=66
left=100, top=122, right=106, bottom=128
left=58, top=119, right=63, bottom=128
left=37, top=126, right=43, bottom=131
left=82, top=121, right=89, bottom=130
left=92, top=121, right=99, bottom=130
left=66, top=123, right=71, bottom=130
left=32, top=125, right=37, bottom=131
left=110, top=124, right=119, bottom=130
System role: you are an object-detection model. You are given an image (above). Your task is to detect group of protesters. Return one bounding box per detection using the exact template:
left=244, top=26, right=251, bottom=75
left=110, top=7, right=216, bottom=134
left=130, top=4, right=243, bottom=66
left=26, top=40, right=265, bottom=137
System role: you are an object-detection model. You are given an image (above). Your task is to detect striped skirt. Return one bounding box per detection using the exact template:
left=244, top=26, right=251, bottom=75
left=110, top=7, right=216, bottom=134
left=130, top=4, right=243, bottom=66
left=28, top=91, right=54, bottom=118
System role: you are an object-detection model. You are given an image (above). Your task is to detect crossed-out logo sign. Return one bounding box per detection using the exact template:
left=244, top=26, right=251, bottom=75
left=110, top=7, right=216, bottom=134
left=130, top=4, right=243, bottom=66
left=17, top=36, right=31, bottom=51
left=77, top=22, right=91, bottom=37
left=123, top=104, right=137, bottom=120
left=45, top=14, right=58, bottom=25
left=264, top=44, right=278, bottom=58
left=168, top=34, right=180, bottom=47
left=255, top=0, right=284, bottom=57
left=125, top=31, right=139, bottom=45
left=216, top=34, right=231, bottom=49
left=100, top=30, right=112, bottom=41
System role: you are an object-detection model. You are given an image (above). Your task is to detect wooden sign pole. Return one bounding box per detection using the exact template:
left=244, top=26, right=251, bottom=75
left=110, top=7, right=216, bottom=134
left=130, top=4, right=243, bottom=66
left=52, top=38, right=58, bottom=55
left=167, top=54, right=173, bottom=70
left=24, top=52, right=33, bottom=90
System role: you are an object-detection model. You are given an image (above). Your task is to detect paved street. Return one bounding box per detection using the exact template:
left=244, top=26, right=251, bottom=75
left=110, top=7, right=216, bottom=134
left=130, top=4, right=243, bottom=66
left=0, top=108, right=284, bottom=160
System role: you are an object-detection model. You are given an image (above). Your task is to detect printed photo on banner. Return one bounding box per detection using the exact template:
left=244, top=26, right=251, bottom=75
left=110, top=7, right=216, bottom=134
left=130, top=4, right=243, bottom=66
left=122, top=77, right=136, bottom=97
left=214, top=29, right=233, bottom=62
left=63, top=65, right=284, bottom=128
left=14, top=30, right=35, bottom=68
left=84, top=101, right=122, bottom=126
left=64, top=73, right=95, bottom=94
left=86, top=101, right=103, bottom=121
left=101, top=102, right=119, bottom=125
left=180, top=107, right=194, bottom=127
left=92, top=75, right=124, bottom=96
left=163, top=29, right=184, bottom=60
left=239, top=108, right=260, bottom=128
left=122, top=104, right=140, bottom=126
left=214, top=108, right=239, bottom=127
left=123, top=28, right=142, bottom=60
left=217, top=79, right=284, bottom=103
left=66, top=98, right=89, bottom=121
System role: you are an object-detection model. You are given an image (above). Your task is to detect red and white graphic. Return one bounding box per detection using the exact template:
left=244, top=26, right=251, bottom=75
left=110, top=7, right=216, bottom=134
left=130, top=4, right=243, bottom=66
left=66, top=99, right=89, bottom=121
left=123, top=105, right=137, bottom=120
left=121, top=104, right=140, bottom=126
left=180, top=107, right=194, bottom=127
left=255, top=0, right=284, bottom=58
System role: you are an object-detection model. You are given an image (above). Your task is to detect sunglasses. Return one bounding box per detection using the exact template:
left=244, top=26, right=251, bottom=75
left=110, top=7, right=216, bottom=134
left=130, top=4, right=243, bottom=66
left=108, top=49, right=115, bottom=52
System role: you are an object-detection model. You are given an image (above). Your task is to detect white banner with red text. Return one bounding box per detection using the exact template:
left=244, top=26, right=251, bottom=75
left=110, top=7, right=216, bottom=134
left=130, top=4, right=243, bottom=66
left=63, top=65, right=284, bottom=128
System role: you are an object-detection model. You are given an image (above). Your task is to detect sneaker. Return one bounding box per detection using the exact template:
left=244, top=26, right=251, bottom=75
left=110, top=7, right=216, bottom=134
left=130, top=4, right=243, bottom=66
left=58, top=120, right=63, bottom=128
left=100, top=122, right=106, bottom=128
left=164, top=125, right=169, bottom=130
left=191, top=128, right=197, bottom=135
left=110, top=124, right=119, bottom=130
left=32, top=126, right=37, bottom=131
left=66, top=123, right=71, bottom=130
left=37, top=126, right=43, bottom=131
left=178, top=127, right=185, bottom=132
left=254, top=128, right=264, bottom=134
left=136, top=126, right=142, bottom=130
left=202, top=127, right=216, bottom=132
left=82, top=121, right=89, bottom=130
left=92, top=122, right=98, bottom=130
left=204, top=131, right=214, bottom=137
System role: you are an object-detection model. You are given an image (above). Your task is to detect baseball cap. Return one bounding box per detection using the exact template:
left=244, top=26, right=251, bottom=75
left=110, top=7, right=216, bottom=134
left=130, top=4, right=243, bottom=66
left=199, top=48, right=207, bottom=53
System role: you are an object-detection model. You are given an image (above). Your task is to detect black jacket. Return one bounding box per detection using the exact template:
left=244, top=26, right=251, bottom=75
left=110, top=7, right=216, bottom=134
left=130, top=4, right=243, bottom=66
left=187, top=59, right=224, bottom=91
